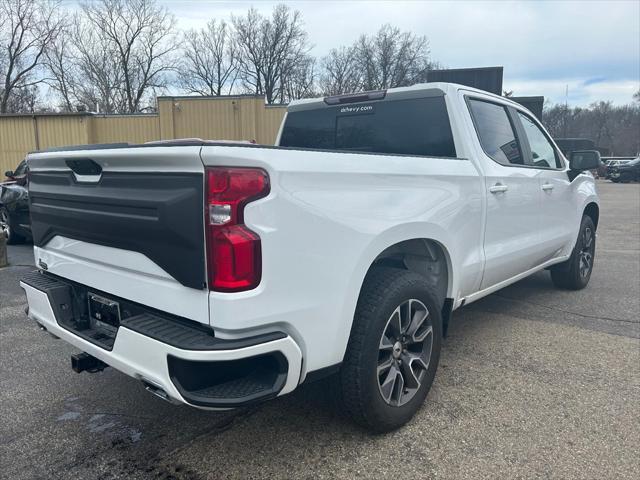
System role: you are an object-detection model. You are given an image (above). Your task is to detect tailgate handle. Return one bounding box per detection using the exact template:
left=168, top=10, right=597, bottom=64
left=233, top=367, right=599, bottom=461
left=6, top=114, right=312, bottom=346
left=66, top=159, right=102, bottom=183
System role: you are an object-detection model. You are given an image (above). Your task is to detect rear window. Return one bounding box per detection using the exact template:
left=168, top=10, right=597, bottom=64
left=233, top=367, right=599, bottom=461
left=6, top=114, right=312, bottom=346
left=279, top=97, right=457, bottom=158
left=467, top=99, right=524, bottom=166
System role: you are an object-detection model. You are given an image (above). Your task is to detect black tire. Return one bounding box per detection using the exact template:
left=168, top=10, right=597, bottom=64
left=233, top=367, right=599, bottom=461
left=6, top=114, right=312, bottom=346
left=550, top=215, right=596, bottom=290
left=339, top=267, right=442, bottom=433
left=1, top=206, right=24, bottom=245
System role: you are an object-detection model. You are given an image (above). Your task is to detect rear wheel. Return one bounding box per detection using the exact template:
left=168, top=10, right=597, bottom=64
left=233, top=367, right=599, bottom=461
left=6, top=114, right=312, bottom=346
left=550, top=215, right=596, bottom=290
left=339, top=267, right=442, bottom=433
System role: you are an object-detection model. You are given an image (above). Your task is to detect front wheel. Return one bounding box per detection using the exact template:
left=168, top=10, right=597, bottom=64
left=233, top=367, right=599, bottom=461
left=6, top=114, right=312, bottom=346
left=550, top=215, right=596, bottom=290
left=339, top=267, right=442, bottom=433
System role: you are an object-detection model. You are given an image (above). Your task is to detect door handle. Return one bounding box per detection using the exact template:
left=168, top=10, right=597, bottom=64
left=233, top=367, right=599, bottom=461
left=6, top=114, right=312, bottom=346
left=489, top=183, right=508, bottom=193
left=541, top=183, right=554, bottom=191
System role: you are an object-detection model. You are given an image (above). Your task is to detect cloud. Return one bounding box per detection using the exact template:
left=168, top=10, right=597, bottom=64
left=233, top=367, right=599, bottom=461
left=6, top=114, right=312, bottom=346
left=503, top=78, right=639, bottom=106
left=583, top=77, right=609, bottom=87
left=160, top=0, right=640, bottom=106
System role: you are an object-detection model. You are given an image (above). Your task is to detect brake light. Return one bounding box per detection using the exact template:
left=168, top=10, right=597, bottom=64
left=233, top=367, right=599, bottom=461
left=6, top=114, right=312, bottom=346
left=324, top=89, right=386, bottom=105
left=205, top=167, right=269, bottom=292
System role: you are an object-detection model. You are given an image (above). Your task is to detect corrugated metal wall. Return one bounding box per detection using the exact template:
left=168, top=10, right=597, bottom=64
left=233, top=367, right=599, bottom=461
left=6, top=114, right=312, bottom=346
left=170, top=97, right=241, bottom=141
left=261, top=106, right=287, bottom=144
left=0, top=117, right=36, bottom=173
left=93, top=115, right=160, bottom=144
left=0, top=96, right=287, bottom=175
left=36, top=116, right=91, bottom=149
left=159, top=96, right=285, bottom=145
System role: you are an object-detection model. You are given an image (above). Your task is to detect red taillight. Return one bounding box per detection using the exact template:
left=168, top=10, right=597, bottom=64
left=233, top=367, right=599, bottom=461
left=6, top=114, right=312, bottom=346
left=206, top=167, right=269, bottom=292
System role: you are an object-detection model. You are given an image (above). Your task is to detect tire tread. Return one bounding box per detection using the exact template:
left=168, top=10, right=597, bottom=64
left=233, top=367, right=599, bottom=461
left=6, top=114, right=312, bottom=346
left=550, top=215, right=595, bottom=290
left=340, top=266, right=441, bottom=432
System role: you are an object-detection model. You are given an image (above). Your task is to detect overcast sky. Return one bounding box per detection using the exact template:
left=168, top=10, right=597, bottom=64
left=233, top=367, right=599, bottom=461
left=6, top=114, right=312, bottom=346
left=163, top=0, right=639, bottom=106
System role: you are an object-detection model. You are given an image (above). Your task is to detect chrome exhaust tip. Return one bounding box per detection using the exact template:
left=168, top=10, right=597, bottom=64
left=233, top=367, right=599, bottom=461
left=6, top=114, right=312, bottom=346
left=141, top=379, right=176, bottom=404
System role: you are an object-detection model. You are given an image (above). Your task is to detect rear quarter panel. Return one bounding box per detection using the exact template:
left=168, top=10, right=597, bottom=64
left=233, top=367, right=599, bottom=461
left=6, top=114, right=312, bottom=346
left=202, top=145, right=484, bottom=375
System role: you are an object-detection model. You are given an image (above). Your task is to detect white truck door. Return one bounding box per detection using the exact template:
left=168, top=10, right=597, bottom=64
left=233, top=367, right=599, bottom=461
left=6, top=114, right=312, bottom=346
left=466, top=97, right=548, bottom=289
left=513, top=110, right=578, bottom=260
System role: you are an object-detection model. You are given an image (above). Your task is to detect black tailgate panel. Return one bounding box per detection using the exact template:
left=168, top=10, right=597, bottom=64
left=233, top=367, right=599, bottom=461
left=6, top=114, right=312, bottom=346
left=29, top=170, right=206, bottom=289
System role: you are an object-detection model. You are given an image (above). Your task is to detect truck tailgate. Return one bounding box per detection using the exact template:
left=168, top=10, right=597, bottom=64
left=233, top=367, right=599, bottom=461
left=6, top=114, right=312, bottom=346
left=27, top=146, right=210, bottom=324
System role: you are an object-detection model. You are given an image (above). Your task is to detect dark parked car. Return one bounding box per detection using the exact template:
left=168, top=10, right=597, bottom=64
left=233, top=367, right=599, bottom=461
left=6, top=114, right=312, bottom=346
left=4, top=160, right=29, bottom=186
left=1, top=160, right=31, bottom=244
left=609, top=157, right=640, bottom=183
left=603, top=157, right=635, bottom=179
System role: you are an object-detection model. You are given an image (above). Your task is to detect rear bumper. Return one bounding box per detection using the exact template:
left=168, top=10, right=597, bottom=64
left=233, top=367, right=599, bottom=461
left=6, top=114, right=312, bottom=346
left=20, top=273, right=303, bottom=409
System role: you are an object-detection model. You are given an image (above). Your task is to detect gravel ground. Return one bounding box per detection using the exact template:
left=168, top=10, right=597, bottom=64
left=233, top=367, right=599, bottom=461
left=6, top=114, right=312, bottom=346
left=1, top=180, right=638, bottom=479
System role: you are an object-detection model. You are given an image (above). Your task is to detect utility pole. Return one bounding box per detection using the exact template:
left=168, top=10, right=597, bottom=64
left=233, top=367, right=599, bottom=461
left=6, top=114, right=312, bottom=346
left=563, top=84, right=569, bottom=138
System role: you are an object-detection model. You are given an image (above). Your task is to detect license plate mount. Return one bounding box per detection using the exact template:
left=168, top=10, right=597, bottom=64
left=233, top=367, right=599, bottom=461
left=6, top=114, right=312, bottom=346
left=88, top=293, right=121, bottom=331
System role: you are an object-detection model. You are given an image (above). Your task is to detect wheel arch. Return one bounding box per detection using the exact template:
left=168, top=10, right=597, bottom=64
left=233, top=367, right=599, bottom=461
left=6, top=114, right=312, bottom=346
left=584, top=202, right=599, bottom=230
left=343, top=235, right=456, bottom=346
left=365, top=238, right=452, bottom=306
left=335, top=224, right=460, bottom=367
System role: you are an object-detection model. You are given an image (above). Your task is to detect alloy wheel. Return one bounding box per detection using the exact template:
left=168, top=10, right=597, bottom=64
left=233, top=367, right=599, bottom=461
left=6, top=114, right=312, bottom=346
left=579, top=226, right=594, bottom=278
left=377, top=299, right=433, bottom=407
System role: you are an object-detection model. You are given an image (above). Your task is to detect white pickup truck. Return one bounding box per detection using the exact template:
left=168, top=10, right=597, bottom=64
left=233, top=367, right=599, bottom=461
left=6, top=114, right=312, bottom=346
left=21, top=83, right=601, bottom=432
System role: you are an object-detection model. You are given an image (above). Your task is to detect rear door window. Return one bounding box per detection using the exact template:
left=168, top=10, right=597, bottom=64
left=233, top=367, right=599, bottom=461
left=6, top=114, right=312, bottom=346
left=468, top=98, right=524, bottom=166
left=280, top=97, right=456, bottom=158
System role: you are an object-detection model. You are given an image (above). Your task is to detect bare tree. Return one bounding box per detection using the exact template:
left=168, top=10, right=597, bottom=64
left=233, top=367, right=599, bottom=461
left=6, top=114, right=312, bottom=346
left=356, top=24, right=432, bottom=91
left=280, top=54, right=316, bottom=102
left=0, top=0, right=63, bottom=112
left=179, top=20, right=237, bottom=96
left=232, top=4, right=311, bottom=104
left=45, top=11, right=132, bottom=113
left=79, top=0, right=178, bottom=113
left=318, top=24, right=434, bottom=96
left=73, top=16, right=127, bottom=113
left=0, top=82, right=40, bottom=112
left=543, top=102, right=640, bottom=156
left=44, top=18, right=76, bottom=111
left=319, top=46, right=361, bottom=95
left=589, top=101, right=614, bottom=147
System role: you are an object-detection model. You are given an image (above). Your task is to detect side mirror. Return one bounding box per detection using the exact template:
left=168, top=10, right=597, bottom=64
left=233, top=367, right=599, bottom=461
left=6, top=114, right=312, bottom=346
left=569, top=150, right=602, bottom=172
left=4, top=170, right=14, bottom=178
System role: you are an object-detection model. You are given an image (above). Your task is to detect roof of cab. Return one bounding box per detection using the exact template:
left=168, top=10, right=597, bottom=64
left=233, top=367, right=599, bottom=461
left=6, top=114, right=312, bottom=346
left=287, top=82, right=523, bottom=112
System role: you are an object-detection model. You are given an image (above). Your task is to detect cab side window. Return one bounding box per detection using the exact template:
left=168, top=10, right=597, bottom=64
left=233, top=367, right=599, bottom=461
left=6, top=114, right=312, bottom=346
left=517, top=112, right=561, bottom=168
left=468, top=99, right=524, bottom=166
